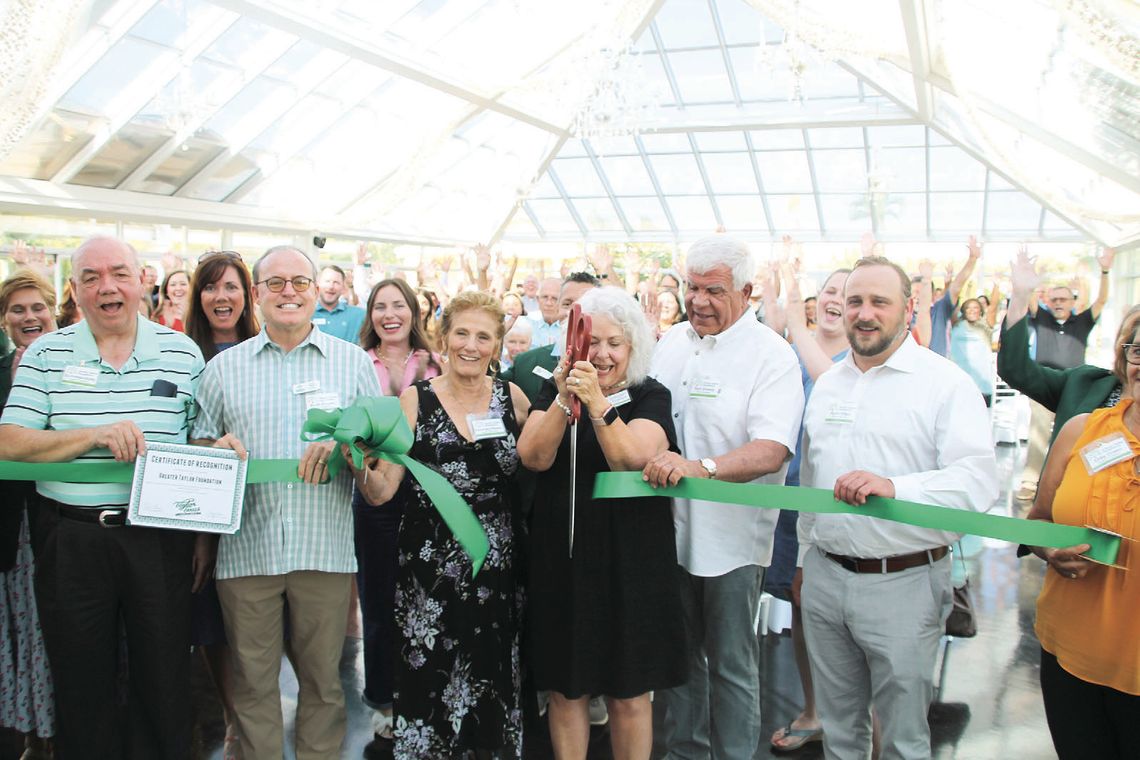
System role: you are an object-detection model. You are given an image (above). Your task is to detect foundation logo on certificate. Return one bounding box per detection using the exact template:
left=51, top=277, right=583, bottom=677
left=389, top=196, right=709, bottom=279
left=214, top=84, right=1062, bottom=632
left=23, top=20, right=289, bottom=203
left=127, top=441, right=247, bottom=534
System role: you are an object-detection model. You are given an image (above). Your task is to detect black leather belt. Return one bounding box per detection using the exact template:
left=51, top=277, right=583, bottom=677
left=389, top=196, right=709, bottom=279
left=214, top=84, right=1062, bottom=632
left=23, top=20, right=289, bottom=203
left=48, top=501, right=127, bottom=528
left=825, top=545, right=948, bottom=573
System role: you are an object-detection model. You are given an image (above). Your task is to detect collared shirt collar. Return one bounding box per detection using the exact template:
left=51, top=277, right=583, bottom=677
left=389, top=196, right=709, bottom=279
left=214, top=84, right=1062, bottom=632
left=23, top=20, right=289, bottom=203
left=683, top=308, right=754, bottom=347
left=839, top=332, right=920, bottom=374
left=252, top=324, right=329, bottom=356
left=316, top=299, right=346, bottom=316
left=72, top=314, right=159, bottom=365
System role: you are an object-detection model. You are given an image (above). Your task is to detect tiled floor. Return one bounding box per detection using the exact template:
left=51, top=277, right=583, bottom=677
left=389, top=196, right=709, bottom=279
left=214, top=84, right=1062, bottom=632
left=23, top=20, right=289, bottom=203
left=1, top=442, right=1061, bottom=759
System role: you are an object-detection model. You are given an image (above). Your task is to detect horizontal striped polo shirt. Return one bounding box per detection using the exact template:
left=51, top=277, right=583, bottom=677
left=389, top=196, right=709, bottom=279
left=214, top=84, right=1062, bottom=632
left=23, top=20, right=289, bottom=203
left=1, top=315, right=204, bottom=507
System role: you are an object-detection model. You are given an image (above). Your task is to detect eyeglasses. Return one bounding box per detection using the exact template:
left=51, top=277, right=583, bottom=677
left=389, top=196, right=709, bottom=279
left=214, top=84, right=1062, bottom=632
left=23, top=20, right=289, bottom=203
left=198, top=250, right=243, bottom=263
left=1122, top=343, right=1140, bottom=365
left=256, top=276, right=313, bottom=293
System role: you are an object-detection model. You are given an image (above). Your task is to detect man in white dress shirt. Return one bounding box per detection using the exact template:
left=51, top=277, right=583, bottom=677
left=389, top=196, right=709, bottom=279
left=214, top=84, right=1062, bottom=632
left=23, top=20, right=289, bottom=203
left=646, top=235, right=804, bottom=760
left=796, top=255, right=999, bottom=760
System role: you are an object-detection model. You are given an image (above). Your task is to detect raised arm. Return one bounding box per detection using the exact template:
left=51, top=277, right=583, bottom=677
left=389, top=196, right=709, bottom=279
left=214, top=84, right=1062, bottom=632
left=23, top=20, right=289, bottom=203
left=947, top=235, right=981, bottom=303
left=782, top=262, right=832, bottom=380
left=913, top=260, right=933, bottom=347
left=1004, top=246, right=1040, bottom=329
left=1090, top=248, right=1114, bottom=320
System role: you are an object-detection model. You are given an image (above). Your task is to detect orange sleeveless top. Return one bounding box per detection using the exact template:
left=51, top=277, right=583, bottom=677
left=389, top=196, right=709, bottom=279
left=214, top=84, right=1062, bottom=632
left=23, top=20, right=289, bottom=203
left=1035, top=400, right=1139, bottom=695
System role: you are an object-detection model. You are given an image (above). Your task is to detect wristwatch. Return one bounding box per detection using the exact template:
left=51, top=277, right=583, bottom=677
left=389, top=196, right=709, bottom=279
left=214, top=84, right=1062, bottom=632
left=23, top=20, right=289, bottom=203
left=591, top=405, right=620, bottom=426
left=699, top=457, right=718, bottom=479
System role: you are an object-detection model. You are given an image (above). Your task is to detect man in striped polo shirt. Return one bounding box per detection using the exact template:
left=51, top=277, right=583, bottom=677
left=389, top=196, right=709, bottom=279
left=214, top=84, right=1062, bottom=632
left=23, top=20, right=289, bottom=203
left=193, top=245, right=381, bottom=760
left=0, top=236, right=205, bottom=759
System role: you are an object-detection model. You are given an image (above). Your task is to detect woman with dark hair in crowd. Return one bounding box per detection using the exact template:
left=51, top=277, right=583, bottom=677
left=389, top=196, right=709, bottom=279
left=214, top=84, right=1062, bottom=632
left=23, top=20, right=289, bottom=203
left=55, top=282, right=81, bottom=328
left=184, top=250, right=259, bottom=759
left=655, top=288, right=684, bottom=338
left=0, top=270, right=58, bottom=760
left=153, top=270, right=190, bottom=331
left=416, top=287, right=441, bottom=351
left=353, top=278, right=442, bottom=756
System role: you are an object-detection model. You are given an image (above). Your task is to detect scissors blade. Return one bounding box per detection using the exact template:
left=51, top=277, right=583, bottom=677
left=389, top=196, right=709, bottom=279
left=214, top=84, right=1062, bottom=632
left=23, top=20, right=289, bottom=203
left=569, top=421, right=577, bottom=558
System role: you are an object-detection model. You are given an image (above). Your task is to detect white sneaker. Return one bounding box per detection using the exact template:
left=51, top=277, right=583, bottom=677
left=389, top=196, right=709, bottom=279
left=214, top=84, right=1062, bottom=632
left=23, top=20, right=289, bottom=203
left=588, top=696, right=609, bottom=726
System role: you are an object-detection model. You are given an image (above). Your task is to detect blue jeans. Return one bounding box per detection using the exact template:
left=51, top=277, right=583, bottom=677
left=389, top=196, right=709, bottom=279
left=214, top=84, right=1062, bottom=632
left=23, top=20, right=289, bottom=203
left=353, top=480, right=407, bottom=709
left=662, top=564, right=764, bottom=760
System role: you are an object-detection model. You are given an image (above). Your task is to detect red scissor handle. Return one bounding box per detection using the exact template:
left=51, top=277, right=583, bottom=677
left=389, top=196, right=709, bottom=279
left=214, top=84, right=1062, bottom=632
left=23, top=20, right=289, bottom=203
left=564, top=303, right=592, bottom=423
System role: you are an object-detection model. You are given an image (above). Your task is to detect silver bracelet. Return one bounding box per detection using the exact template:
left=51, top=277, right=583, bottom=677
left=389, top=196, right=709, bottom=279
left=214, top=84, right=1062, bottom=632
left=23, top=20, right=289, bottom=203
left=553, top=395, right=573, bottom=417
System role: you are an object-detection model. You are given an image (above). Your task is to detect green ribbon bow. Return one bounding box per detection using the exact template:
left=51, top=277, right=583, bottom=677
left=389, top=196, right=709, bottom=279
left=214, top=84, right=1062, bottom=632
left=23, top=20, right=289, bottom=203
left=301, top=398, right=489, bottom=575
left=592, top=472, right=1122, bottom=565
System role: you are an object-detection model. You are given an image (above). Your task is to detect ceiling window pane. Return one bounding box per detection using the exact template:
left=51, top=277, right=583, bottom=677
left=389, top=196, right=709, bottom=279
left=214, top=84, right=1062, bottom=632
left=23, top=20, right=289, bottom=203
left=650, top=154, right=706, bottom=194
left=59, top=37, right=167, bottom=114
left=877, top=193, right=927, bottom=234
left=135, top=139, right=225, bottom=194
left=654, top=0, right=720, bottom=48
left=928, top=147, right=986, bottom=191
left=619, top=197, right=671, bottom=232
left=550, top=159, right=607, bottom=196
left=183, top=153, right=260, bottom=201
left=694, top=132, right=747, bottom=152
left=71, top=125, right=173, bottom=188
left=701, top=153, right=758, bottom=194
left=599, top=156, right=656, bottom=196
left=806, top=127, right=865, bottom=149
left=666, top=196, right=718, bottom=231
left=768, top=194, right=820, bottom=232
left=716, top=0, right=765, bottom=45
left=716, top=196, right=768, bottom=231
left=668, top=49, right=735, bottom=104
left=754, top=151, right=813, bottom=193
left=0, top=110, right=95, bottom=180
left=866, top=125, right=927, bottom=148
left=572, top=198, right=625, bottom=233
left=870, top=147, right=926, bottom=193
left=819, top=194, right=873, bottom=232
left=527, top=199, right=581, bottom=234
left=986, top=192, right=1043, bottom=231
left=639, top=133, right=693, bottom=154
left=811, top=149, right=868, bottom=193
left=587, top=136, right=638, bottom=157
left=750, top=129, right=804, bottom=150
left=929, top=192, right=984, bottom=231
left=529, top=173, right=562, bottom=199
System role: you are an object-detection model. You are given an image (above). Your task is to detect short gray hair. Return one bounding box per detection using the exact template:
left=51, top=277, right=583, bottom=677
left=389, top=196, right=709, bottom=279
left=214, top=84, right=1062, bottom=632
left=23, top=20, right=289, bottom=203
left=507, top=317, right=533, bottom=337
left=576, top=286, right=655, bottom=386
left=253, top=245, right=318, bottom=282
left=684, top=235, right=753, bottom=291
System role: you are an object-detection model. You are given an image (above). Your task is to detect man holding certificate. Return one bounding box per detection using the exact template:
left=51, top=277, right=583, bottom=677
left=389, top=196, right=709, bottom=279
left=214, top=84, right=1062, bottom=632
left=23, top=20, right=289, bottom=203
left=192, top=245, right=381, bottom=760
left=0, top=236, right=206, bottom=760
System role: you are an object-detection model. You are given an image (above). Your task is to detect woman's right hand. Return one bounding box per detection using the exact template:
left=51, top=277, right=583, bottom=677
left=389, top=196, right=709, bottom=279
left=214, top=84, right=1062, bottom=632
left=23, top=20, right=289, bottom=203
left=1041, top=543, right=1093, bottom=580
left=552, top=355, right=572, bottom=401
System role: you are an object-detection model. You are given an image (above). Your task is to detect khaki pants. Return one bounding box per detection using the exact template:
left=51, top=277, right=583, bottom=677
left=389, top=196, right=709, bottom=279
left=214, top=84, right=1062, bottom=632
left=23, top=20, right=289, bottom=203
left=1021, top=399, right=1055, bottom=490
left=218, top=571, right=352, bottom=760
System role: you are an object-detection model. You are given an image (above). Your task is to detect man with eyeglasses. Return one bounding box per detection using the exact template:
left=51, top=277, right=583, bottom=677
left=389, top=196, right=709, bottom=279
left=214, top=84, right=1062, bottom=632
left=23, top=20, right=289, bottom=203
left=1001, top=247, right=1116, bottom=502
left=192, top=245, right=381, bottom=759
left=0, top=236, right=205, bottom=759
left=527, top=277, right=563, bottom=348
left=313, top=263, right=367, bottom=342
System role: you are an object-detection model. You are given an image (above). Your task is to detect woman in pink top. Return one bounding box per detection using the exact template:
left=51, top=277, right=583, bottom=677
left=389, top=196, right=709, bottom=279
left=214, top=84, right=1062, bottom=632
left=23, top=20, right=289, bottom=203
left=355, top=278, right=441, bottom=756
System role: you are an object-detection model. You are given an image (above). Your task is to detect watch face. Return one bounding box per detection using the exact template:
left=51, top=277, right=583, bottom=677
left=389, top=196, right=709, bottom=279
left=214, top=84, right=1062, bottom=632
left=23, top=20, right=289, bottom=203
left=603, top=406, right=620, bottom=425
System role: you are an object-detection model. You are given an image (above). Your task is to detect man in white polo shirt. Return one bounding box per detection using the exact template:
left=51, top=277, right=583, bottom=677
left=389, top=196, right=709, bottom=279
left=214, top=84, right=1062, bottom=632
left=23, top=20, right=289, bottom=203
left=797, top=255, right=998, bottom=760
left=645, top=235, right=804, bottom=760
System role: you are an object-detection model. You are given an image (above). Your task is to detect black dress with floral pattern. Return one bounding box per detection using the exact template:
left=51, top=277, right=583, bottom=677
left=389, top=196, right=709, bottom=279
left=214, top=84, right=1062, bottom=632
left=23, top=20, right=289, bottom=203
left=393, top=379, right=523, bottom=759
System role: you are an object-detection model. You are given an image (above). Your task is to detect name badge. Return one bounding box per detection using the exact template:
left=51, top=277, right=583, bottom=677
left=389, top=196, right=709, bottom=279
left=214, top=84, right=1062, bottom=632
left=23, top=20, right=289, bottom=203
left=826, top=402, right=857, bottom=424
left=292, top=380, right=320, bottom=395
left=305, top=392, right=340, bottom=411
left=532, top=365, right=553, bottom=380
left=608, top=389, right=632, bottom=407
left=312, top=318, right=328, bottom=326
left=62, top=365, right=99, bottom=387
left=689, top=380, right=721, bottom=399
left=1079, top=432, right=1134, bottom=475
left=468, top=414, right=508, bottom=440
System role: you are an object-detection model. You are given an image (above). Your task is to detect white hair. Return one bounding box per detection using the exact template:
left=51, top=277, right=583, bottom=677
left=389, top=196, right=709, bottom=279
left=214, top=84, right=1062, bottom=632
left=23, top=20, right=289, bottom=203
left=575, top=285, right=655, bottom=386
left=507, top=317, right=533, bottom=336
left=684, top=235, right=754, bottom=291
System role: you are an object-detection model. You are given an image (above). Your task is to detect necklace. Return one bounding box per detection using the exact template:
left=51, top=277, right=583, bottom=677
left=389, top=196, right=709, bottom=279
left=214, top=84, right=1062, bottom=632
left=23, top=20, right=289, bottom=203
left=378, top=347, right=413, bottom=367
left=600, top=378, right=628, bottom=392
left=441, top=377, right=489, bottom=416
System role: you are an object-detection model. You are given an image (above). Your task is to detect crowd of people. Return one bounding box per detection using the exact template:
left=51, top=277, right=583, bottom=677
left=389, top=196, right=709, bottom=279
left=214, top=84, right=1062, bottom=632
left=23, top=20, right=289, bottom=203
left=0, top=232, right=1135, bottom=760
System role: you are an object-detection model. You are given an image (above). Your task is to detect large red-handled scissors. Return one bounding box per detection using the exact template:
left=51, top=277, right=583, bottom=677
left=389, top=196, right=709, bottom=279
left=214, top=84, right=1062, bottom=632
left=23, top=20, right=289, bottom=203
left=564, top=303, right=591, bottom=557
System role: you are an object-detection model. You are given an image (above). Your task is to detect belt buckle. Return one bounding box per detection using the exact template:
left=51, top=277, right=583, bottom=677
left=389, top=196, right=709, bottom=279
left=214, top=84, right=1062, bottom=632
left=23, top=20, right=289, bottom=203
left=97, top=510, right=124, bottom=528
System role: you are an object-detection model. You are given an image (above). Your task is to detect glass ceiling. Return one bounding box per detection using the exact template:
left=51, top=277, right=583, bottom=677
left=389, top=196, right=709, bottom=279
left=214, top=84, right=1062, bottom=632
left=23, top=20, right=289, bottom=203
left=1, top=0, right=1136, bottom=248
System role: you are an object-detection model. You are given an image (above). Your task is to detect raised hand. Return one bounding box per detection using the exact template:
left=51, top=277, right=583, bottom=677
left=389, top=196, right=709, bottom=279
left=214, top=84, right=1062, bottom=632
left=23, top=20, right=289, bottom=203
left=474, top=244, right=492, bottom=272
left=966, top=234, right=982, bottom=260
left=1097, top=247, right=1115, bottom=272
left=1010, top=245, right=1040, bottom=297
left=356, top=242, right=369, bottom=265
left=587, top=243, right=613, bottom=274
left=10, top=240, right=30, bottom=265
left=918, top=259, right=935, bottom=281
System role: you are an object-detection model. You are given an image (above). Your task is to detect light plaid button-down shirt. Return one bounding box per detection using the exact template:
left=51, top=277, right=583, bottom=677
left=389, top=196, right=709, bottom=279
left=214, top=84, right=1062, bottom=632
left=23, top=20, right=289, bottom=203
left=193, top=327, right=381, bottom=580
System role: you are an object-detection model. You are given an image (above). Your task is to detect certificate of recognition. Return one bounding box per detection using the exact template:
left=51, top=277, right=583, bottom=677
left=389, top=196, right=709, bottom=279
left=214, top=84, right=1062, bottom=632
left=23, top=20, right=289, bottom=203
left=127, top=442, right=246, bottom=534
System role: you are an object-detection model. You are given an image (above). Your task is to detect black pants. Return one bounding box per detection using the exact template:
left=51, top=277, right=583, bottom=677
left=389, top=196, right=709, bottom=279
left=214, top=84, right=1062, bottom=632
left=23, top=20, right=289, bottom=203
left=1040, top=648, right=1140, bottom=760
left=33, top=497, right=194, bottom=760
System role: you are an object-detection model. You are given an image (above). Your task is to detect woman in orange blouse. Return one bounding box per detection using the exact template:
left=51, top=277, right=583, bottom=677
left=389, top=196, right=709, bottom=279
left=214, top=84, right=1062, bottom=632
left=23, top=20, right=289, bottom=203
left=1028, top=323, right=1140, bottom=760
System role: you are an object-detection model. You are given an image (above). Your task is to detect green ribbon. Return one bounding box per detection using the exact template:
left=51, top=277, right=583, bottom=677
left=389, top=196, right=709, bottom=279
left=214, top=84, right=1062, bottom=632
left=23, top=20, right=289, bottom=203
left=301, top=398, right=489, bottom=575
left=592, top=472, right=1121, bottom=565
left=0, top=459, right=301, bottom=484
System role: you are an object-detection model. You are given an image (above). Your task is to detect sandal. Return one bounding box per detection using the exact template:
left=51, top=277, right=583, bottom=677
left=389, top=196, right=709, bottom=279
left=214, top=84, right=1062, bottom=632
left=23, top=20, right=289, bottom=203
left=770, top=723, right=823, bottom=753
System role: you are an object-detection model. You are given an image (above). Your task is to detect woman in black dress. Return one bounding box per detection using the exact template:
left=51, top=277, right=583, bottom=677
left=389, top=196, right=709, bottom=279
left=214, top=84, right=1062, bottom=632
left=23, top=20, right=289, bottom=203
left=351, top=290, right=531, bottom=759
left=517, top=286, right=685, bottom=760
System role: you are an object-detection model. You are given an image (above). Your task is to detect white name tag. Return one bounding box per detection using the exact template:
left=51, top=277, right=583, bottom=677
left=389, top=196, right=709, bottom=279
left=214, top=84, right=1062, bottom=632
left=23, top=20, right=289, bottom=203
left=1079, top=432, right=1134, bottom=475
left=468, top=414, right=508, bottom=440
left=826, top=402, right=857, bottom=424
left=62, top=365, right=99, bottom=387
left=312, top=318, right=328, bottom=326
left=689, top=380, right=721, bottom=399
left=305, top=392, right=340, bottom=411
left=293, top=380, right=320, bottom=395
left=608, top=389, right=632, bottom=407
left=532, top=365, right=553, bottom=380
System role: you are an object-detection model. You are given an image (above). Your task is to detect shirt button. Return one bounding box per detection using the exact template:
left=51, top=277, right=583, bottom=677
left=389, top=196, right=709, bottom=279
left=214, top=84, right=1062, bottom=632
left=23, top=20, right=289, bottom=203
left=695, top=350, right=700, bottom=356
left=286, top=484, right=294, bottom=490
left=683, top=381, right=687, bottom=386
left=674, top=413, right=679, bottom=418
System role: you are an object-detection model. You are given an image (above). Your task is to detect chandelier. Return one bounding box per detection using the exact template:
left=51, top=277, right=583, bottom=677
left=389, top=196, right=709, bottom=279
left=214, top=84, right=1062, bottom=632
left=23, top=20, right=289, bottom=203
left=568, top=42, right=660, bottom=139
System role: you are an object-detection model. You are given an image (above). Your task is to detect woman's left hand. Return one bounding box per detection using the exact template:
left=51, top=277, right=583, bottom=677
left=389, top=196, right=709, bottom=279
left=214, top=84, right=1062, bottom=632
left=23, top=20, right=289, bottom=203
left=1043, top=543, right=1093, bottom=580
left=566, top=360, right=607, bottom=418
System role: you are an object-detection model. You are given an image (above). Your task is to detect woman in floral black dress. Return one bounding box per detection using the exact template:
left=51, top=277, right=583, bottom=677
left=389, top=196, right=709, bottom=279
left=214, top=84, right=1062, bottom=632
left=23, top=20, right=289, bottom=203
left=351, top=291, right=530, bottom=759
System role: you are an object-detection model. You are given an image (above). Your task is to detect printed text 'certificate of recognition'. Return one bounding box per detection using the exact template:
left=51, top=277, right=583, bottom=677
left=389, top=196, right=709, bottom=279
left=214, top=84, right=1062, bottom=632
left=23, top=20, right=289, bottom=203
left=127, top=442, right=246, bottom=534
